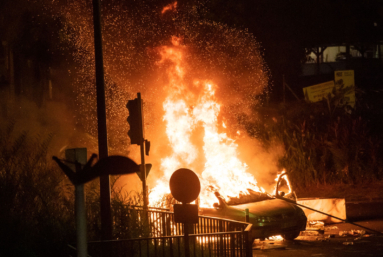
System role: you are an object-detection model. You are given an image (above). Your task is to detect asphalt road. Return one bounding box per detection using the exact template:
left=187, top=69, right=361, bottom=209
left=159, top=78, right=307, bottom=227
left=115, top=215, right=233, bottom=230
left=252, top=219, right=383, bottom=257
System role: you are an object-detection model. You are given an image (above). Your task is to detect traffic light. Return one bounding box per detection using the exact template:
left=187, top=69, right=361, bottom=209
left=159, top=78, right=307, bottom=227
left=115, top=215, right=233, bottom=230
left=126, top=98, right=143, bottom=145
left=145, top=140, right=150, bottom=156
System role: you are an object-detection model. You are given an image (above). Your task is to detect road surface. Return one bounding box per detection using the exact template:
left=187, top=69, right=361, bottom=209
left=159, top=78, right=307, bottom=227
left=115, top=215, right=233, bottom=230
left=252, top=219, right=383, bottom=257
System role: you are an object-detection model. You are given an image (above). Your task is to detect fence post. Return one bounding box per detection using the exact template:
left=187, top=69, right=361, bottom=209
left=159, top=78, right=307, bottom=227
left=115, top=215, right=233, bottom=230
left=219, top=234, right=224, bottom=256
left=167, top=213, right=172, bottom=236
left=162, top=213, right=166, bottom=236
left=230, top=233, right=235, bottom=257
left=244, top=230, right=252, bottom=257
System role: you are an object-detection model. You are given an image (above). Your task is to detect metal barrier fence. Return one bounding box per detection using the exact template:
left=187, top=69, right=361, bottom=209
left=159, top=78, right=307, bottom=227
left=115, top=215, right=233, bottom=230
left=113, top=206, right=250, bottom=237
left=88, top=208, right=253, bottom=257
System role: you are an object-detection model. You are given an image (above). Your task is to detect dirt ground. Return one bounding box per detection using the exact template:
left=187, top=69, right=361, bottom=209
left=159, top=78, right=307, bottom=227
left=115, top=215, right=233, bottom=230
left=295, top=181, right=383, bottom=202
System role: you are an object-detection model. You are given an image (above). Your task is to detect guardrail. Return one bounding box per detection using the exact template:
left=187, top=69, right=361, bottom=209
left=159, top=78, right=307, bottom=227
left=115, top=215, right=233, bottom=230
left=88, top=208, right=253, bottom=257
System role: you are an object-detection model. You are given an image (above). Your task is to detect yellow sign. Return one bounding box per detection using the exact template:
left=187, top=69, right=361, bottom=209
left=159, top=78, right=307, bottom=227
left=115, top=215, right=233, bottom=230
left=303, top=70, right=355, bottom=108
left=334, top=70, right=355, bottom=108
left=303, top=81, right=335, bottom=103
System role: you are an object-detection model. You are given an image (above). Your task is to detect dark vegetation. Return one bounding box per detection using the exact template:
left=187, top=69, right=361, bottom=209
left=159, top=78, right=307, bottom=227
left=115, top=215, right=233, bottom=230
left=0, top=123, right=145, bottom=257
left=0, top=124, right=73, bottom=256
left=250, top=89, right=383, bottom=190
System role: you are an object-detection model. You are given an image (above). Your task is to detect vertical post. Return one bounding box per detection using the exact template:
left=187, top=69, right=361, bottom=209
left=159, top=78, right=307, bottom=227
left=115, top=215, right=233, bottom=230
left=162, top=214, right=166, bottom=236
left=65, top=149, right=88, bottom=257
left=137, top=93, right=148, bottom=211
left=75, top=180, right=87, bottom=257
left=184, top=223, right=190, bottom=257
left=245, top=208, right=249, bottom=223
left=91, top=0, right=112, bottom=240
left=230, top=233, right=235, bottom=257
left=219, top=234, right=224, bottom=255
left=140, top=141, right=147, bottom=211
left=244, top=230, right=252, bottom=257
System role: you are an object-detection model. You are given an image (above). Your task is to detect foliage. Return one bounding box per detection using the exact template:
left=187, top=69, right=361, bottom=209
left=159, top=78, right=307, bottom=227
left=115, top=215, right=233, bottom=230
left=252, top=90, right=383, bottom=189
left=0, top=123, right=145, bottom=256
left=85, top=177, right=148, bottom=241
left=0, top=122, right=75, bottom=257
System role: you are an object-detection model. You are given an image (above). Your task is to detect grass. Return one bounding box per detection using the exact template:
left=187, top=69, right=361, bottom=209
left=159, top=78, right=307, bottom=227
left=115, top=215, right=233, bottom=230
left=250, top=89, right=383, bottom=190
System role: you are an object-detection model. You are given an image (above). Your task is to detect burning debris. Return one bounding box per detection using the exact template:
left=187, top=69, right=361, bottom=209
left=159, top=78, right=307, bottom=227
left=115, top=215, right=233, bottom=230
left=227, top=189, right=271, bottom=205
left=307, top=221, right=325, bottom=230
left=339, top=230, right=366, bottom=237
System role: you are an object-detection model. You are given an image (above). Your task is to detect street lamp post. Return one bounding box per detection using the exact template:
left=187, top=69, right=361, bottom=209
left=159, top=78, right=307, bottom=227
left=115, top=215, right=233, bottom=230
left=91, top=0, right=112, bottom=240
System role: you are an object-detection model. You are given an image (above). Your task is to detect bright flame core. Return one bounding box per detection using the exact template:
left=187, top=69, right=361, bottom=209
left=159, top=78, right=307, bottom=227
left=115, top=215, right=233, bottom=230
left=150, top=37, right=265, bottom=207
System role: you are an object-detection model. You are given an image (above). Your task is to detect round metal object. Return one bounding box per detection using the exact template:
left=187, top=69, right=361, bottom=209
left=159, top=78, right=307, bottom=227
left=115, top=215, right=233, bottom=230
left=169, top=168, right=201, bottom=203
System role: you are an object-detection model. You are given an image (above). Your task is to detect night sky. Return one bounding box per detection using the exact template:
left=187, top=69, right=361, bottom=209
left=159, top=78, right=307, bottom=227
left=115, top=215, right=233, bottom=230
left=2, top=0, right=383, bottom=91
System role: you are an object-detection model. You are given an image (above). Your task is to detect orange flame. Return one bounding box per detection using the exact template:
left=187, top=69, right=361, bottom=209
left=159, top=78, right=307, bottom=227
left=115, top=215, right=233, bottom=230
left=274, top=170, right=292, bottom=196
left=161, top=2, right=177, bottom=14
left=150, top=37, right=265, bottom=207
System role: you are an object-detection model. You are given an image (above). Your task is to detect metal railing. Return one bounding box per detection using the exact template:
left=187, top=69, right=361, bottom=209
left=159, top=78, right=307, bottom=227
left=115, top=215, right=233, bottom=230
left=87, top=208, right=253, bottom=257
left=113, top=206, right=249, bottom=237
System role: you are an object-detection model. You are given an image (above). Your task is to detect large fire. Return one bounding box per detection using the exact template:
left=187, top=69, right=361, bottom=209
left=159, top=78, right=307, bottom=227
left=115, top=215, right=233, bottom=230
left=149, top=35, right=265, bottom=207
left=54, top=0, right=275, bottom=207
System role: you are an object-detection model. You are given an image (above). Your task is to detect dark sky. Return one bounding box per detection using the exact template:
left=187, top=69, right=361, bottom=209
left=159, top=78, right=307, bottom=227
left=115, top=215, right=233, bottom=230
left=1, top=0, right=382, bottom=95
left=201, top=0, right=383, bottom=83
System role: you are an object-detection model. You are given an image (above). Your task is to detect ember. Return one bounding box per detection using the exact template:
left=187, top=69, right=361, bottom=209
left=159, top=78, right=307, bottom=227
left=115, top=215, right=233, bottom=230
left=56, top=0, right=273, bottom=207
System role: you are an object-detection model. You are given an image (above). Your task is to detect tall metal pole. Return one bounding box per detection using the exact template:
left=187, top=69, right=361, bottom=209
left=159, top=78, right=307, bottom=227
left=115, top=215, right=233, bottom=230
left=91, top=0, right=112, bottom=240
left=137, top=93, right=148, bottom=211
left=75, top=174, right=87, bottom=257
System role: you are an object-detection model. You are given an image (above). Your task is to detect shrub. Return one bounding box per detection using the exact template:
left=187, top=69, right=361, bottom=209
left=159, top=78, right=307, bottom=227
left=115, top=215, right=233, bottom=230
left=0, top=123, right=145, bottom=256
left=0, top=123, right=75, bottom=257
left=251, top=90, right=383, bottom=189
